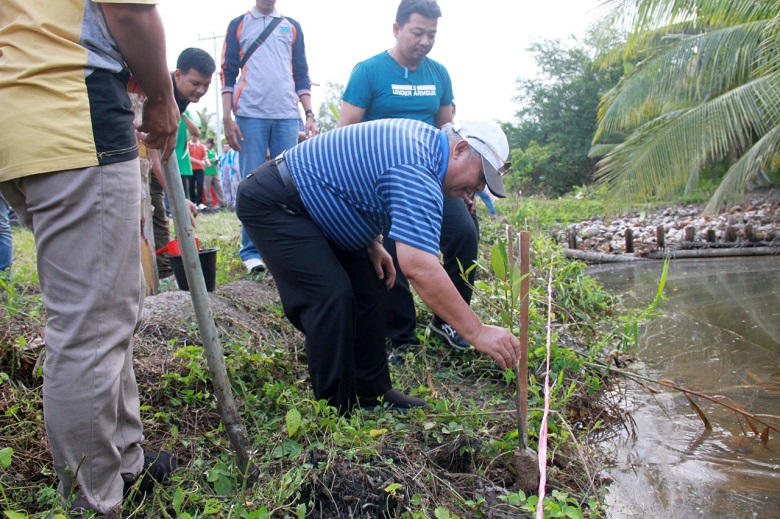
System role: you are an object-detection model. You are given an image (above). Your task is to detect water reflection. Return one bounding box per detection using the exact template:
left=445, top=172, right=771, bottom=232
left=589, top=257, right=780, bottom=519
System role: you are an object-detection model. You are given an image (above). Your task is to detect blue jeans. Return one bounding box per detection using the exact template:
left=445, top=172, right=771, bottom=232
left=0, top=193, right=12, bottom=272
left=477, top=189, right=497, bottom=215
left=236, top=116, right=300, bottom=262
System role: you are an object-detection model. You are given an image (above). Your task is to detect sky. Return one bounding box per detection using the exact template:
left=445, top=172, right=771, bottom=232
left=159, top=0, right=604, bottom=126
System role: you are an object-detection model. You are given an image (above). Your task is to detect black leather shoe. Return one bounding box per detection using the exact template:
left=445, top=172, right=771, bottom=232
left=123, top=451, right=177, bottom=499
left=358, top=389, right=426, bottom=411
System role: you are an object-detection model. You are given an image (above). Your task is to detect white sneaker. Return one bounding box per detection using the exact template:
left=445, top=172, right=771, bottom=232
left=197, top=203, right=207, bottom=211
left=244, top=258, right=266, bottom=273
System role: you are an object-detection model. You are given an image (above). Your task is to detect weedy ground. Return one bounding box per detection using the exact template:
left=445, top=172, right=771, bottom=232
left=1, top=196, right=635, bottom=519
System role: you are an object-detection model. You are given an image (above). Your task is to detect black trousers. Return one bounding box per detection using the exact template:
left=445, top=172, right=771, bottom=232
left=236, top=162, right=392, bottom=413
left=191, top=168, right=205, bottom=203
left=181, top=175, right=194, bottom=203
left=385, top=196, right=480, bottom=345
left=150, top=172, right=171, bottom=277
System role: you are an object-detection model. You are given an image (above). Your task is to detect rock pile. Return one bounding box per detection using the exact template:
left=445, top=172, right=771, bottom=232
left=564, top=190, right=780, bottom=255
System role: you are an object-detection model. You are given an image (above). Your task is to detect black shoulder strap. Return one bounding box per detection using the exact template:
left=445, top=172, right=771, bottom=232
left=239, top=16, right=284, bottom=69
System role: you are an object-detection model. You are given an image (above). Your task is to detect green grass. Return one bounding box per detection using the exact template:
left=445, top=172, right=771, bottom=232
left=7, top=226, right=37, bottom=286
left=1, top=197, right=633, bottom=518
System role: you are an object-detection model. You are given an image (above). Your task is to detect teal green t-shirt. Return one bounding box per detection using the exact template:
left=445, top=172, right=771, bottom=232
left=204, top=147, right=218, bottom=176
left=342, top=51, right=454, bottom=125
left=176, top=110, right=194, bottom=177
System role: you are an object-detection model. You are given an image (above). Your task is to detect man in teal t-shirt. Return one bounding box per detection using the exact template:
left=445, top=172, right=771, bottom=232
left=339, top=0, right=478, bottom=353
left=341, top=50, right=453, bottom=126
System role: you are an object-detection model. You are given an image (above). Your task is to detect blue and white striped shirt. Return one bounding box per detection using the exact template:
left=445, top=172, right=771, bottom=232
left=285, top=119, right=449, bottom=255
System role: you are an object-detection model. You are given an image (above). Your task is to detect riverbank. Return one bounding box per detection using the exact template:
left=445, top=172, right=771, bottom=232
left=563, top=188, right=780, bottom=257
left=1, top=208, right=624, bottom=518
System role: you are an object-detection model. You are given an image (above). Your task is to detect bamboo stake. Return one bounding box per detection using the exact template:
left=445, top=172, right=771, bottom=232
left=518, top=231, right=531, bottom=449
left=509, top=226, right=538, bottom=491
left=161, top=157, right=255, bottom=483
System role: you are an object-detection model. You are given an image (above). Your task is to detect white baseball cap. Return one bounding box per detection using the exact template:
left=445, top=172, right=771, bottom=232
left=453, top=119, right=511, bottom=198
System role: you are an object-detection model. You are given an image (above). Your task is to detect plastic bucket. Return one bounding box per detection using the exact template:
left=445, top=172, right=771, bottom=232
left=169, top=248, right=219, bottom=292
left=156, top=238, right=200, bottom=256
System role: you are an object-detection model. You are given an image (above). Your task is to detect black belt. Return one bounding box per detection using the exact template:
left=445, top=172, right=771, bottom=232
left=274, top=154, right=297, bottom=194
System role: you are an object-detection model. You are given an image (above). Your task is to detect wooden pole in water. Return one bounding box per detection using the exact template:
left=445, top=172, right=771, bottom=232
left=725, top=225, right=737, bottom=243
left=567, top=227, right=577, bottom=249
left=656, top=225, right=666, bottom=249
left=745, top=223, right=756, bottom=241
left=161, top=157, right=254, bottom=483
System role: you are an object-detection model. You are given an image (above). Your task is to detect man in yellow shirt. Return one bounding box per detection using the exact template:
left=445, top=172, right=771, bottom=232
left=0, top=1, right=178, bottom=515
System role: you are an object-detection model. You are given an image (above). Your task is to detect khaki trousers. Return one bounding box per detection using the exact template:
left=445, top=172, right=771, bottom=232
left=0, top=160, right=145, bottom=514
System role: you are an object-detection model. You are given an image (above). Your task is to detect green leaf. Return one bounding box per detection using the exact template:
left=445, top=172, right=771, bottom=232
left=490, top=242, right=507, bottom=281
left=214, top=475, right=234, bottom=495
left=0, top=447, right=13, bottom=469
left=247, top=508, right=270, bottom=519
left=385, top=483, right=402, bottom=495
left=4, top=512, right=29, bottom=519
left=173, top=486, right=185, bottom=513
left=286, top=408, right=302, bottom=437
left=272, top=439, right=303, bottom=459
left=500, top=308, right=514, bottom=328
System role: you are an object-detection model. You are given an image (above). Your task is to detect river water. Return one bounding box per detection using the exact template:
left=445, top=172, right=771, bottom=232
left=588, top=257, right=780, bottom=519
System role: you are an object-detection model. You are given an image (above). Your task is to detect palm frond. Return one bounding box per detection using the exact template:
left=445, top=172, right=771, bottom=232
left=597, top=0, right=777, bottom=45
left=704, top=124, right=780, bottom=213
left=594, top=20, right=771, bottom=140
left=596, top=72, right=780, bottom=212
left=588, top=143, right=621, bottom=158
left=758, top=12, right=780, bottom=73
left=697, top=0, right=780, bottom=26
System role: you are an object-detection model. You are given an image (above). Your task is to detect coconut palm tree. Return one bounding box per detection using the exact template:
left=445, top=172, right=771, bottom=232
left=195, top=107, right=216, bottom=141
left=590, top=0, right=780, bottom=214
